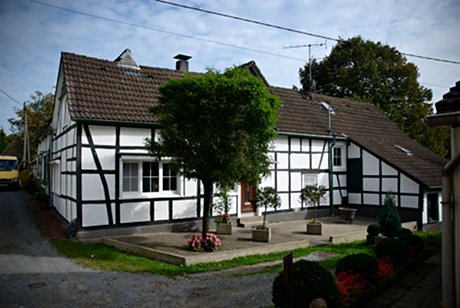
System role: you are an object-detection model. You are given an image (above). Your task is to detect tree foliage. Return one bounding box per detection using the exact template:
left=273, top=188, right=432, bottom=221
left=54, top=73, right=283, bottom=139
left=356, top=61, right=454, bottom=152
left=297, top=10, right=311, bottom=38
left=299, top=36, right=449, bottom=157
left=0, top=127, right=15, bottom=154
left=379, top=194, right=402, bottom=238
left=147, top=67, right=280, bottom=237
left=8, top=91, right=54, bottom=159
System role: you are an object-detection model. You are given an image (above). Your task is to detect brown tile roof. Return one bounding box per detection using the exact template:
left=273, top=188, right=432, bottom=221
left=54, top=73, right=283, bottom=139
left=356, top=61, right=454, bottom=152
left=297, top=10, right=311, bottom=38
left=273, top=87, right=445, bottom=187
left=60, top=52, right=445, bottom=187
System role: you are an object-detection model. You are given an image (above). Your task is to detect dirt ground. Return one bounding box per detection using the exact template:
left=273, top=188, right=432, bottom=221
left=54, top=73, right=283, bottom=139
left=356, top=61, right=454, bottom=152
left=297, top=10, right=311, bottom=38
left=26, top=196, right=67, bottom=239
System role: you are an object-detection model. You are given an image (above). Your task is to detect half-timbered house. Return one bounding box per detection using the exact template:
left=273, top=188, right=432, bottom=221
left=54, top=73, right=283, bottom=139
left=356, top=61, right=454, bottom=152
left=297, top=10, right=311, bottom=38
left=39, top=49, right=445, bottom=237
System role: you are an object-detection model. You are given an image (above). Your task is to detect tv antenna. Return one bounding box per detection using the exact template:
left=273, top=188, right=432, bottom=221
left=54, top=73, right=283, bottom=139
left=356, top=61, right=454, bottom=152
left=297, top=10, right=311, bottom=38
left=284, top=41, right=327, bottom=92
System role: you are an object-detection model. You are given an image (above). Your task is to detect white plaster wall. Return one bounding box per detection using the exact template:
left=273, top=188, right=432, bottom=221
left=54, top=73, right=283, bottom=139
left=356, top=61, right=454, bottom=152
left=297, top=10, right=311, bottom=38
left=382, top=178, right=398, bottom=193
left=277, top=171, right=289, bottom=191
left=301, top=139, right=310, bottom=152
left=81, top=148, right=115, bottom=170
left=348, top=143, right=361, bottom=159
left=291, top=193, right=302, bottom=209
left=275, top=136, right=289, bottom=151
left=349, top=193, right=361, bottom=204
left=382, top=162, right=398, bottom=176
left=154, top=201, right=169, bottom=221
left=401, top=196, right=418, bottom=209
left=278, top=193, right=290, bottom=210
left=363, top=193, right=380, bottom=205
left=183, top=178, right=197, bottom=196
left=311, top=140, right=325, bottom=152
left=334, top=174, right=347, bottom=187
left=290, top=172, right=302, bottom=191
left=82, top=203, right=116, bottom=227
left=363, top=151, right=379, bottom=175
left=82, top=174, right=115, bottom=200
left=277, top=153, right=289, bottom=169
left=83, top=126, right=116, bottom=146
left=121, top=202, right=150, bottom=223
left=260, top=173, right=275, bottom=188
left=400, top=174, right=419, bottom=193
left=291, top=153, right=310, bottom=169
left=363, top=178, right=380, bottom=192
left=120, top=127, right=150, bottom=146
left=173, top=199, right=197, bottom=219
left=291, top=138, right=301, bottom=151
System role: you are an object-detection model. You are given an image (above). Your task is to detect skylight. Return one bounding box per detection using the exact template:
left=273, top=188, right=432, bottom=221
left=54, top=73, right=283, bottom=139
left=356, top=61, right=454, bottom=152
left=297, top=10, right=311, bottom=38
left=394, top=144, right=413, bottom=156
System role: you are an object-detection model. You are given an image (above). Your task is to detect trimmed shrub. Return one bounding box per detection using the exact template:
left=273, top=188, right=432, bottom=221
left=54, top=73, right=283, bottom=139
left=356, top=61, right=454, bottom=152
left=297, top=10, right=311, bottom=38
left=396, top=227, right=413, bottom=237
left=379, top=194, right=401, bottom=237
left=399, top=234, right=424, bottom=254
left=375, top=237, right=409, bottom=266
left=335, top=253, right=378, bottom=281
left=367, top=224, right=381, bottom=236
left=272, top=260, right=339, bottom=308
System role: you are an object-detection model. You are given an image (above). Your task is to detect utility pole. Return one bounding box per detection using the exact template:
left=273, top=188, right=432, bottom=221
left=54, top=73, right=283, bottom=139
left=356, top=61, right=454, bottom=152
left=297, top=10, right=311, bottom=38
left=283, top=41, right=326, bottom=91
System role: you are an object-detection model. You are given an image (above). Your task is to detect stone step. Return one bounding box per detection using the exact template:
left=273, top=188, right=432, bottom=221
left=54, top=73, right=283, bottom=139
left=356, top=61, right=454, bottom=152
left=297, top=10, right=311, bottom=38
left=237, top=216, right=264, bottom=228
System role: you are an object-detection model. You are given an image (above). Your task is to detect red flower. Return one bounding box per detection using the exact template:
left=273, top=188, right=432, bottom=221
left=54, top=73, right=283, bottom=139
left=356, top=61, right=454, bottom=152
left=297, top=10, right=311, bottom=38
left=377, top=256, right=395, bottom=278
left=336, top=271, right=366, bottom=305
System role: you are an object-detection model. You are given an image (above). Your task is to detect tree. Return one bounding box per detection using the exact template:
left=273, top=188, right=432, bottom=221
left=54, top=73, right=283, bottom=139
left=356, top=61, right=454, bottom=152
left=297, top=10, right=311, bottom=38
left=299, top=36, right=449, bottom=157
left=0, top=127, right=14, bottom=154
left=379, top=194, right=401, bottom=237
left=147, top=67, right=280, bottom=238
left=8, top=91, right=54, bottom=159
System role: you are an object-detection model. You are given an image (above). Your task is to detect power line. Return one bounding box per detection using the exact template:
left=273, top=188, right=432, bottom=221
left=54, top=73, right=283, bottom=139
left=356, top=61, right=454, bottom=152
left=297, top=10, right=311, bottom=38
left=28, top=0, right=305, bottom=62
left=0, top=87, right=22, bottom=106
left=155, top=0, right=460, bottom=66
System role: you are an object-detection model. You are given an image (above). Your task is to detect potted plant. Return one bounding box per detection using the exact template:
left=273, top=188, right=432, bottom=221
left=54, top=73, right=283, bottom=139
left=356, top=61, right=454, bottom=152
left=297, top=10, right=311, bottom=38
left=214, top=185, right=233, bottom=235
left=366, top=223, right=381, bottom=245
left=300, top=184, right=326, bottom=235
left=252, top=186, right=281, bottom=242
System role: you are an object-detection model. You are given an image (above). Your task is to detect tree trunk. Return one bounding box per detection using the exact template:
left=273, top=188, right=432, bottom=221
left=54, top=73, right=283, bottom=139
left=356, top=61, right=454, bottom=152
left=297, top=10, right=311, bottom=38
left=202, top=180, right=214, bottom=239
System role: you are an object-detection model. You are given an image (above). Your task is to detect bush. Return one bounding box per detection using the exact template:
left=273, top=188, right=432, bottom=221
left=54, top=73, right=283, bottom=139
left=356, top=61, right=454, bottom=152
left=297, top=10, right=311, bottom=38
left=367, top=224, right=381, bottom=236
left=272, top=260, right=339, bottom=308
left=396, top=227, right=413, bottom=237
left=375, top=238, right=409, bottom=266
left=335, top=253, right=378, bottom=281
left=379, top=194, right=401, bottom=237
left=187, top=233, right=221, bottom=252
left=398, top=234, right=424, bottom=254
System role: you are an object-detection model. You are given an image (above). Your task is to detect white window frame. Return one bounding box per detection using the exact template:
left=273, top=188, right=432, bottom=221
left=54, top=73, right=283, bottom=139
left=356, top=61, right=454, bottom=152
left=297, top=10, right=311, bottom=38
left=333, top=145, right=346, bottom=171
left=120, top=156, right=180, bottom=197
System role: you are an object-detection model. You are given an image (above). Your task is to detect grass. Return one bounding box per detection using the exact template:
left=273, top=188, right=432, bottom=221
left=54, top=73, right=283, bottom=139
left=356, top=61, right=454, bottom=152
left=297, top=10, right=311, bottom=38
left=51, top=238, right=373, bottom=276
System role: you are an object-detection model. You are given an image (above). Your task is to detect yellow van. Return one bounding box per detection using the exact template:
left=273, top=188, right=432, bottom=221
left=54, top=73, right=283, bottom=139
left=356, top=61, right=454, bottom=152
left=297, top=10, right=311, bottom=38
left=0, top=155, right=20, bottom=189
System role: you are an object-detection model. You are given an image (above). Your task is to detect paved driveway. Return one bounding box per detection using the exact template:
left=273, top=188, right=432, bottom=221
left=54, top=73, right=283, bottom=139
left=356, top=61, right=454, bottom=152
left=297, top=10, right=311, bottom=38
left=0, top=190, right=275, bottom=307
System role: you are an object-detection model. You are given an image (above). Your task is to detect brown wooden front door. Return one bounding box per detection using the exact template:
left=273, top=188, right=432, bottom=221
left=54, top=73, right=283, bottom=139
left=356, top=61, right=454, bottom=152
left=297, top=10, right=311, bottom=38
left=241, top=181, right=256, bottom=212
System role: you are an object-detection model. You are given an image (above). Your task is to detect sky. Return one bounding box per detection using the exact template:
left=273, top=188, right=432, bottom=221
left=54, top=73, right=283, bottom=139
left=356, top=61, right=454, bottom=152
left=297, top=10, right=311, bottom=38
left=0, top=0, right=459, bottom=133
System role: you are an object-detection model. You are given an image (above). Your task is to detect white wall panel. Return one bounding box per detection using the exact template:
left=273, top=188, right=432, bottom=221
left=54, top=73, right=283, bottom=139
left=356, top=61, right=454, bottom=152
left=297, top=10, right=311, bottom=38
left=363, top=178, right=380, bottom=191
left=400, top=174, right=419, bottom=193
left=121, top=202, right=150, bottom=223
left=363, top=193, right=380, bottom=205
left=349, top=193, right=361, bottom=204
left=82, top=174, right=115, bottom=200
left=348, top=143, right=361, bottom=159
left=81, top=148, right=96, bottom=169
left=173, top=199, right=197, bottom=219
left=96, top=149, right=115, bottom=170
left=290, top=172, right=302, bottom=191
left=401, top=196, right=418, bottom=209
left=277, top=153, right=289, bottom=169
left=82, top=204, right=109, bottom=227
left=301, top=139, right=310, bottom=152
left=363, top=151, right=379, bottom=175
left=120, top=127, right=150, bottom=146
left=277, top=171, right=289, bottom=191
left=278, top=193, right=290, bottom=210
left=88, top=126, right=116, bottom=146
left=260, top=174, right=275, bottom=188
left=291, top=193, right=302, bottom=209
left=311, top=140, right=325, bottom=152
left=382, top=178, right=398, bottom=193
left=291, top=153, right=309, bottom=169
left=291, top=138, right=301, bottom=151
left=382, top=162, right=398, bottom=176
left=275, top=136, right=289, bottom=151
left=154, top=201, right=169, bottom=221
left=184, top=178, right=197, bottom=196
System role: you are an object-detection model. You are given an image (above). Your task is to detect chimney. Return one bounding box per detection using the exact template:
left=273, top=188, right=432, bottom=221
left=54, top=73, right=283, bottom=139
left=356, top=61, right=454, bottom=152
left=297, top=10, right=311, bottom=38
left=174, top=54, right=192, bottom=72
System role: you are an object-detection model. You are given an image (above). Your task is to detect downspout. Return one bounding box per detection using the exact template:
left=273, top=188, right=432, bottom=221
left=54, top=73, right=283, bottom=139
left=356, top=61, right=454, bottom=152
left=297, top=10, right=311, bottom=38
left=441, top=151, right=460, bottom=308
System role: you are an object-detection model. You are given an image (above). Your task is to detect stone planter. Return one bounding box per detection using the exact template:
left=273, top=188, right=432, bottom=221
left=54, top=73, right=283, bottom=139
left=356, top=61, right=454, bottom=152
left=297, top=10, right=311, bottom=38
left=338, top=207, right=358, bottom=223
left=216, top=223, right=232, bottom=235
left=306, top=221, right=322, bottom=235
left=252, top=227, right=271, bottom=242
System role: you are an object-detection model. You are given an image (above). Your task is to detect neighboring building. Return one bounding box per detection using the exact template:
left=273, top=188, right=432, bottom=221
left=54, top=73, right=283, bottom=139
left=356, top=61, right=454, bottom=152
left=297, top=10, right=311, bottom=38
left=38, top=49, right=446, bottom=237
left=428, top=80, right=460, bottom=308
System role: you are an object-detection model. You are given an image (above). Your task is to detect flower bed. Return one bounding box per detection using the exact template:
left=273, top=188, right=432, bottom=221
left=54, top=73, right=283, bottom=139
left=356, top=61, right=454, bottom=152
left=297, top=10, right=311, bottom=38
left=187, top=233, right=222, bottom=252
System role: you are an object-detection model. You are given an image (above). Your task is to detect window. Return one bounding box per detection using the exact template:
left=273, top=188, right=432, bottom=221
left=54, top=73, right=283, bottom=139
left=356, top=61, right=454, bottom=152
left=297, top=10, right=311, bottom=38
left=123, top=162, right=138, bottom=192
left=333, top=147, right=343, bottom=167
left=122, top=160, right=178, bottom=194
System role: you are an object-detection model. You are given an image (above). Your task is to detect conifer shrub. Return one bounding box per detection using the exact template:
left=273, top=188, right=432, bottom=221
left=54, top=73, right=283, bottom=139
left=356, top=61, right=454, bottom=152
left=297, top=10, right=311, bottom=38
left=379, top=194, right=401, bottom=237
left=396, top=227, right=413, bottom=237
left=335, top=253, right=378, bottom=281
left=272, top=260, right=339, bottom=308
left=375, top=237, right=409, bottom=266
